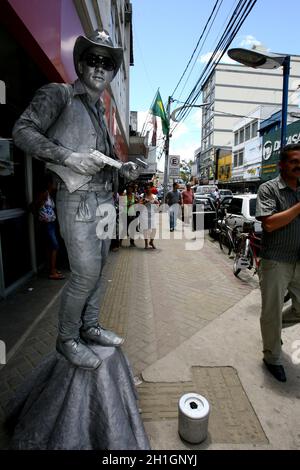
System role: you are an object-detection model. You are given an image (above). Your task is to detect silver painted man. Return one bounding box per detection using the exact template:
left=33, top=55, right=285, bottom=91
left=13, top=30, right=139, bottom=370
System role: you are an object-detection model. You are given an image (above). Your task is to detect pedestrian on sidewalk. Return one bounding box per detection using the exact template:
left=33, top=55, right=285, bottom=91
left=181, top=182, right=194, bottom=225
left=12, top=29, right=139, bottom=370
left=140, top=183, right=159, bottom=249
left=256, top=143, right=300, bottom=382
left=125, top=184, right=139, bottom=247
left=35, top=173, right=65, bottom=280
left=166, top=182, right=182, bottom=232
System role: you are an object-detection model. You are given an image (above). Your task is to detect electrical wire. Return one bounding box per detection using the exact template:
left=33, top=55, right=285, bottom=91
left=171, top=0, right=222, bottom=98
left=176, top=0, right=225, bottom=101
left=143, top=0, right=258, bottom=167
left=144, top=0, right=224, bottom=146
left=176, top=0, right=251, bottom=121
left=170, top=0, right=257, bottom=136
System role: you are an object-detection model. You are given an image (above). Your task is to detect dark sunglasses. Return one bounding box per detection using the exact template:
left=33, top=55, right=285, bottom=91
left=84, top=54, right=115, bottom=71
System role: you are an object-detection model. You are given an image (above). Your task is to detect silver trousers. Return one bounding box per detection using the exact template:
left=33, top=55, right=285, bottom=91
left=56, top=188, right=113, bottom=341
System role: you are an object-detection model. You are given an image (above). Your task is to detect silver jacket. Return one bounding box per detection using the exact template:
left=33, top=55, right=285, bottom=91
left=12, top=80, right=114, bottom=192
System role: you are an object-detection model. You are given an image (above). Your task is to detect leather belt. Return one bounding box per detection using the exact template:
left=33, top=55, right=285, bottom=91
left=57, top=181, right=112, bottom=192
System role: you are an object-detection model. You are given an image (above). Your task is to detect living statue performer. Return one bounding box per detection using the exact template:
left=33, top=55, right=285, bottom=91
left=13, top=29, right=139, bottom=370
left=8, top=29, right=149, bottom=450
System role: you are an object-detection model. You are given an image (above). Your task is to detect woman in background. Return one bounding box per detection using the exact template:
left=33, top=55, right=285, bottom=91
left=140, top=183, right=159, bottom=249
left=36, top=174, right=65, bottom=280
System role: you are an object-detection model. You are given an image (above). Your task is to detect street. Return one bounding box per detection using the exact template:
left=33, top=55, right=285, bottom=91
left=0, top=225, right=299, bottom=449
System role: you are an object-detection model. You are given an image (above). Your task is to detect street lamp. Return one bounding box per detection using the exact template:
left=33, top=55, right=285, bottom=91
left=170, top=103, right=210, bottom=122
left=228, top=48, right=291, bottom=149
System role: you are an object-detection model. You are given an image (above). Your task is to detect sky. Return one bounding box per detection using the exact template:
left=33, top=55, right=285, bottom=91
left=129, top=0, right=300, bottom=170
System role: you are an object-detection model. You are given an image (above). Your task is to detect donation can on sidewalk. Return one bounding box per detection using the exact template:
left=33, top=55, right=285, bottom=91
left=178, top=393, right=210, bottom=444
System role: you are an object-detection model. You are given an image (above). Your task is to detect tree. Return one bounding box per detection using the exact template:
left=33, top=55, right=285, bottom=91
left=180, top=160, right=192, bottom=182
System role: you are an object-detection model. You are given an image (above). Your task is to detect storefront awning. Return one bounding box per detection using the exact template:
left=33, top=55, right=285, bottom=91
left=4, top=0, right=83, bottom=82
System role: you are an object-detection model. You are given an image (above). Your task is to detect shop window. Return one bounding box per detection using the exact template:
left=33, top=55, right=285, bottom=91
left=252, top=120, right=258, bottom=138
left=0, top=139, right=13, bottom=180
left=0, top=212, right=31, bottom=288
left=233, top=152, right=238, bottom=167
left=234, top=132, right=238, bottom=146
left=245, top=125, right=251, bottom=141
left=0, top=140, right=26, bottom=210
left=0, top=80, right=5, bottom=104
left=233, top=150, right=244, bottom=167
left=238, top=150, right=244, bottom=166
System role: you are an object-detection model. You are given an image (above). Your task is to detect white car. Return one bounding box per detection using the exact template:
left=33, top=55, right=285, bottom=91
left=225, top=194, right=262, bottom=233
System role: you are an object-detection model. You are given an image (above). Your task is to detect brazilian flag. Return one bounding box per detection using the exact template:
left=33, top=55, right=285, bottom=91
left=150, top=91, right=169, bottom=136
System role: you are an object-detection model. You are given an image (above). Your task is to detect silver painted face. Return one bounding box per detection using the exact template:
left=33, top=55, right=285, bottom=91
left=78, top=46, right=114, bottom=95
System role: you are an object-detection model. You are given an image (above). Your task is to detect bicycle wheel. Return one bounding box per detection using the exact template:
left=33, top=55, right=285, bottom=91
left=219, top=230, right=232, bottom=255
left=233, top=238, right=244, bottom=276
left=247, top=245, right=254, bottom=270
left=209, top=222, right=219, bottom=239
left=233, top=238, right=252, bottom=276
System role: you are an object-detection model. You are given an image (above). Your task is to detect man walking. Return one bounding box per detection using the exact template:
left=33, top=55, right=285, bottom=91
left=181, top=182, right=194, bottom=225
left=13, top=30, right=138, bottom=370
left=166, top=182, right=182, bottom=231
left=256, top=143, right=300, bottom=382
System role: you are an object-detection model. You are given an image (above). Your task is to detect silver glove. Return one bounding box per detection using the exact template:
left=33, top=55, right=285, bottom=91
left=120, top=161, right=140, bottom=181
left=64, top=151, right=106, bottom=176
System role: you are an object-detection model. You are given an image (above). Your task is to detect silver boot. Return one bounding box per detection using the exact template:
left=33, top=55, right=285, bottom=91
left=56, top=337, right=102, bottom=370
left=81, top=324, right=124, bottom=347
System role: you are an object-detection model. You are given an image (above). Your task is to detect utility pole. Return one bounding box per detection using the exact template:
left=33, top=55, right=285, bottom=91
left=162, top=100, right=209, bottom=199
left=163, top=96, right=172, bottom=202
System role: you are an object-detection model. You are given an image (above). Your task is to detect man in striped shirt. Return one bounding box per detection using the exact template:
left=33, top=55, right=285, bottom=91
left=256, top=143, right=300, bottom=382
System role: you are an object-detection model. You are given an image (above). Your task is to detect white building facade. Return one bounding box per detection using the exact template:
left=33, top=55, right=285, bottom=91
left=200, top=57, right=300, bottom=183
left=231, top=104, right=300, bottom=191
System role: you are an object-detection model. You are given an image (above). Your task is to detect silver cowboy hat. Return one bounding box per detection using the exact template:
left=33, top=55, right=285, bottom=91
left=73, top=29, right=123, bottom=78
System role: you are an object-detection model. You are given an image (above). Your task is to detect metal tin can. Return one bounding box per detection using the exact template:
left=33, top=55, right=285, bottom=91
left=178, top=393, right=210, bottom=444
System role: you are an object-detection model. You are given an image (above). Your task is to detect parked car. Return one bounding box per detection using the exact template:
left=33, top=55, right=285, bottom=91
left=208, top=196, right=233, bottom=239
left=217, top=189, right=233, bottom=201
left=224, top=194, right=261, bottom=233
left=192, top=195, right=217, bottom=230
left=194, top=185, right=217, bottom=204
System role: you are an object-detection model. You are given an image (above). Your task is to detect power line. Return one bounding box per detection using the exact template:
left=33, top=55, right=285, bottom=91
left=171, top=0, right=222, bottom=98
left=170, top=0, right=258, bottom=134
left=177, top=0, right=249, bottom=120
left=176, top=0, right=225, bottom=101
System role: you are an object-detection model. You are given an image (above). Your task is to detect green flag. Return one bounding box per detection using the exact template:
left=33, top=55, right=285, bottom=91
left=150, top=91, right=169, bottom=135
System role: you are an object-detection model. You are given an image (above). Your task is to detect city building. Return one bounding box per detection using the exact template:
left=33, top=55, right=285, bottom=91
left=0, top=0, right=133, bottom=297
left=230, top=104, right=300, bottom=192
left=261, top=113, right=300, bottom=182
left=231, top=105, right=276, bottom=192
left=199, top=56, right=300, bottom=183
left=217, top=152, right=232, bottom=185
left=128, top=111, right=154, bottom=184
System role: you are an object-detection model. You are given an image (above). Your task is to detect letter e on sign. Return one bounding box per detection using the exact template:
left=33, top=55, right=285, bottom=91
left=170, top=156, right=180, bottom=167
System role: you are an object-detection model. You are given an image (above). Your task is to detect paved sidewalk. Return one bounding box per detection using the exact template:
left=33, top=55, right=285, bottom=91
left=0, top=226, right=299, bottom=449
